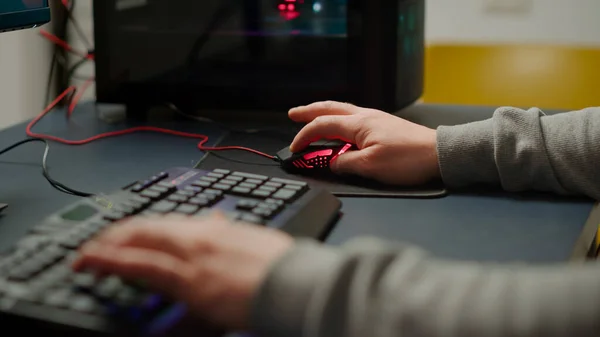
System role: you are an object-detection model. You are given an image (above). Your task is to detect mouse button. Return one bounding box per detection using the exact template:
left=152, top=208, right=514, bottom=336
left=330, top=143, right=355, bottom=162
left=310, top=139, right=346, bottom=147
left=276, top=147, right=294, bottom=161
left=303, top=149, right=334, bottom=160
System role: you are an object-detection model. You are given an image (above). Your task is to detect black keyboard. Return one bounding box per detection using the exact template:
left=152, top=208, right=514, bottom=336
left=0, top=167, right=341, bottom=336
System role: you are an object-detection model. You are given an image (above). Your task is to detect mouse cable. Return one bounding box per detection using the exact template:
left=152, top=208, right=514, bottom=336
left=30, top=86, right=279, bottom=165
left=208, top=151, right=281, bottom=167
left=0, top=138, right=93, bottom=197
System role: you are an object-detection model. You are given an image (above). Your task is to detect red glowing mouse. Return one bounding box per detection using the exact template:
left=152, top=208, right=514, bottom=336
left=276, top=140, right=357, bottom=173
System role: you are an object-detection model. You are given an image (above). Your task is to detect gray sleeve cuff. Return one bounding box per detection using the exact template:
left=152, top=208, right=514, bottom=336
left=250, top=239, right=342, bottom=337
left=436, top=118, right=500, bottom=188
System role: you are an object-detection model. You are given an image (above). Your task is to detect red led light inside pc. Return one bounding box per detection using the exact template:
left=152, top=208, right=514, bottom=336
left=278, top=0, right=303, bottom=20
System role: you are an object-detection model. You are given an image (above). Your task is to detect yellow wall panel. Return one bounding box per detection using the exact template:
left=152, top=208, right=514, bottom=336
left=422, top=44, right=600, bottom=110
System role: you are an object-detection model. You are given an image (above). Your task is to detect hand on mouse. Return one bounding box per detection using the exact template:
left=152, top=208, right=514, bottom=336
left=72, top=213, right=294, bottom=331
left=289, top=101, right=440, bottom=185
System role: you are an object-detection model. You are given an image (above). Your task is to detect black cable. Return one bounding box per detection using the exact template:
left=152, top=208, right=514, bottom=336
left=65, top=57, right=90, bottom=81
left=63, top=0, right=93, bottom=51
left=0, top=139, right=93, bottom=198
left=44, top=51, right=58, bottom=106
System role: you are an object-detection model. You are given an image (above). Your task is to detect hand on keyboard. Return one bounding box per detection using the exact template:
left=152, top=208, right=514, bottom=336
left=72, top=212, right=294, bottom=330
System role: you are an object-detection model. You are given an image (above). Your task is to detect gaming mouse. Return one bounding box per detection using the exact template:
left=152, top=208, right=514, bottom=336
left=276, top=140, right=357, bottom=173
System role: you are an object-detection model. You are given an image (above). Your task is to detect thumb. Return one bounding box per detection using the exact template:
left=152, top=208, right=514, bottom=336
left=330, top=149, right=369, bottom=176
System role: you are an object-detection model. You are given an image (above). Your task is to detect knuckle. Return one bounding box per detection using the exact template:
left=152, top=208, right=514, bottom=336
left=312, top=115, right=335, bottom=129
left=321, top=100, right=336, bottom=112
left=356, top=152, right=376, bottom=175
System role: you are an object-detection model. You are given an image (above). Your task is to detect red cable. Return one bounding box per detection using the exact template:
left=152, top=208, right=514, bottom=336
left=26, top=86, right=276, bottom=160
left=39, top=29, right=94, bottom=60
left=68, top=78, right=95, bottom=118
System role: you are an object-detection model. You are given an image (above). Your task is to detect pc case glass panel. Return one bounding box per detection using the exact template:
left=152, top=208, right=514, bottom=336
left=98, top=0, right=349, bottom=109
left=396, top=0, right=425, bottom=108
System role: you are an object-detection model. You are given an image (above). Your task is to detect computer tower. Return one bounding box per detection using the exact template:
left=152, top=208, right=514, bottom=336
left=93, top=0, right=425, bottom=117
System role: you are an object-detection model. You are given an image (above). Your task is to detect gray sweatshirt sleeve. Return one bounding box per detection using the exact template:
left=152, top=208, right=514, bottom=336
left=250, top=106, right=600, bottom=337
left=436, top=106, right=600, bottom=199
left=252, top=238, right=600, bottom=337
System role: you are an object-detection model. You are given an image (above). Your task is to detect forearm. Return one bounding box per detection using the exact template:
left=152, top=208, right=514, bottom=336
left=251, top=238, right=600, bottom=337
left=436, top=107, right=600, bottom=199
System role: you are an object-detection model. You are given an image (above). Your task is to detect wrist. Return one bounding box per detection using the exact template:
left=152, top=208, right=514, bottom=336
left=425, top=128, right=442, bottom=180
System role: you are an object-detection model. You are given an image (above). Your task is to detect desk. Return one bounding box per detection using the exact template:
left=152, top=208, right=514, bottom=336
left=0, top=103, right=595, bottom=264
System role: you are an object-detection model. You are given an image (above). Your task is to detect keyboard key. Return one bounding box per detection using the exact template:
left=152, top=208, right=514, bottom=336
left=121, top=200, right=144, bottom=212
left=239, top=182, right=258, bottom=189
left=43, top=288, right=73, bottom=308
left=264, top=182, right=283, bottom=188
left=225, top=175, right=244, bottom=182
left=192, top=180, right=212, bottom=188
left=284, top=185, right=304, bottom=192
left=212, top=184, right=232, bottom=191
left=200, top=176, right=219, bottom=183
left=140, top=190, right=161, bottom=200
left=73, top=272, right=97, bottom=289
left=257, top=202, right=280, bottom=211
left=219, top=179, right=238, bottom=186
left=201, top=194, right=219, bottom=203
left=94, top=276, right=124, bottom=299
left=207, top=172, right=225, bottom=179
left=251, top=190, right=272, bottom=199
left=203, top=189, right=223, bottom=197
left=113, top=286, right=144, bottom=307
left=271, top=189, right=298, bottom=202
left=176, top=190, right=196, bottom=197
left=236, top=199, right=259, bottom=210
left=130, top=196, right=151, bottom=205
left=113, top=204, right=135, bottom=215
left=167, top=194, right=188, bottom=203
left=149, top=201, right=177, bottom=213
left=156, top=181, right=176, bottom=190
left=231, top=187, right=252, bottom=196
left=212, top=169, right=231, bottom=175
left=175, top=204, right=199, bottom=215
left=69, top=294, right=101, bottom=314
left=270, top=178, right=308, bottom=187
left=239, top=213, right=264, bottom=225
left=246, top=179, right=264, bottom=185
left=252, top=208, right=273, bottom=218
left=149, top=186, right=169, bottom=194
left=265, top=199, right=284, bottom=207
left=258, top=186, right=277, bottom=193
left=188, top=197, right=210, bottom=207
left=104, top=211, right=127, bottom=222
left=183, top=185, right=202, bottom=193
left=232, top=172, right=268, bottom=180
